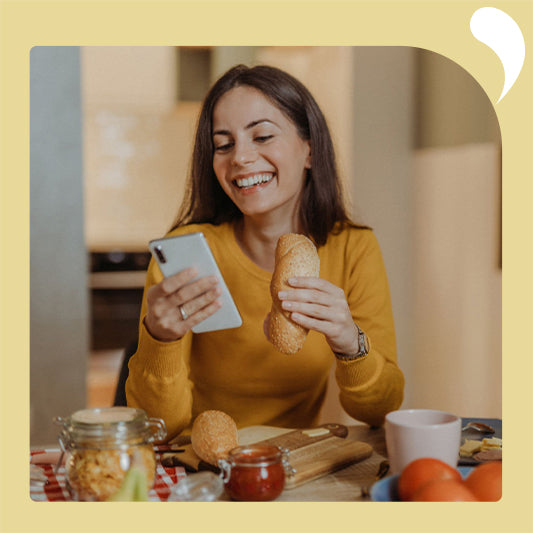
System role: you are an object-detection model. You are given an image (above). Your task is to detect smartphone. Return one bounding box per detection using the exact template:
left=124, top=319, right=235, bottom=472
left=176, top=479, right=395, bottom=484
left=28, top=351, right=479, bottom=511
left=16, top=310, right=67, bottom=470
left=148, top=232, right=242, bottom=333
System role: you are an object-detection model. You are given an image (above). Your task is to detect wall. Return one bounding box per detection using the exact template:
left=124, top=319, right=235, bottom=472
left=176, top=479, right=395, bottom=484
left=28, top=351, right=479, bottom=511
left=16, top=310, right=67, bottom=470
left=412, top=143, right=501, bottom=417
left=81, top=47, right=195, bottom=252
left=30, top=47, right=88, bottom=445
left=81, top=46, right=177, bottom=111
left=416, top=49, right=501, bottom=148
left=350, top=46, right=416, bottom=409
left=412, top=49, right=501, bottom=418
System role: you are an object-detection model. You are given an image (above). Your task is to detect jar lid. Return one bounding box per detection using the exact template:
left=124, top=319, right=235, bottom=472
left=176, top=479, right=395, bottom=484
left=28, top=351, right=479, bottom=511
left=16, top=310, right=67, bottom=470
left=228, top=444, right=282, bottom=467
left=70, top=407, right=143, bottom=425
left=55, top=407, right=166, bottom=449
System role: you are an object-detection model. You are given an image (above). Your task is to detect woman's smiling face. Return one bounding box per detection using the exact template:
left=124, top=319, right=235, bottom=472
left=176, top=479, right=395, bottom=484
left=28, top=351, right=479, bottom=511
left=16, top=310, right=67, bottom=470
left=212, top=85, right=311, bottom=219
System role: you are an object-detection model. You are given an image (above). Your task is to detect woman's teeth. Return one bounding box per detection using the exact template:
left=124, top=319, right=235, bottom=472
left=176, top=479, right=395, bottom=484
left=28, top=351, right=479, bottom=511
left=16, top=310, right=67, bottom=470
left=234, top=173, right=274, bottom=189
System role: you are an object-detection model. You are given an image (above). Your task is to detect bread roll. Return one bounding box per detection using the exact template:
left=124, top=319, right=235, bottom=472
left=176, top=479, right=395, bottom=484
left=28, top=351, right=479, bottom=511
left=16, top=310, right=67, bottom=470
left=190, top=410, right=238, bottom=465
left=269, top=233, right=320, bottom=354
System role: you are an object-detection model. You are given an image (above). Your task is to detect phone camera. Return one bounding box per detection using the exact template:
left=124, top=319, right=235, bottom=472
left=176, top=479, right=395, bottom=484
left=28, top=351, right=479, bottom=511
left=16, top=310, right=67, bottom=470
left=154, top=246, right=167, bottom=264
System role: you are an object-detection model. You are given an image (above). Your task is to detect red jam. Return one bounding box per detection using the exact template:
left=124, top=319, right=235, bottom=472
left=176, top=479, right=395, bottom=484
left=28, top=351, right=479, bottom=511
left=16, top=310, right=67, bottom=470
left=220, top=444, right=286, bottom=501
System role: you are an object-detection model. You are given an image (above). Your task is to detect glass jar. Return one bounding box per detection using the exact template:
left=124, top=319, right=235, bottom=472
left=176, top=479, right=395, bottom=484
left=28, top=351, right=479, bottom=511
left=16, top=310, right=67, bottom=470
left=54, top=407, right=166, bottom=501
left=168, top=471, right=224, bottom=502
left=218, top=444, right=292, bottom=501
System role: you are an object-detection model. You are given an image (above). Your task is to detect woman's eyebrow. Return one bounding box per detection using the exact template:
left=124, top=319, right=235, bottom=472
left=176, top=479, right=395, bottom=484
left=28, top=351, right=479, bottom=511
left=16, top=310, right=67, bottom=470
left=213, top=119, right=278, bottom=136
left=246, top=118, right=278, bottom=129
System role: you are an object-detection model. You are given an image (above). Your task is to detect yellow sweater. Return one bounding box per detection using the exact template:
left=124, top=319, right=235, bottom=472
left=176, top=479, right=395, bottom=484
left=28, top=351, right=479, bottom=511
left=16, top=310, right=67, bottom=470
left=126, top=222, right=404, bottom=439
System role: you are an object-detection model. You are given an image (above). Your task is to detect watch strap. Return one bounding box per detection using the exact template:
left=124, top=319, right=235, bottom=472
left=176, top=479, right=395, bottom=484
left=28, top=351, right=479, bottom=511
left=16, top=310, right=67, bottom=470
left=334, top=323, right=369, bottom=361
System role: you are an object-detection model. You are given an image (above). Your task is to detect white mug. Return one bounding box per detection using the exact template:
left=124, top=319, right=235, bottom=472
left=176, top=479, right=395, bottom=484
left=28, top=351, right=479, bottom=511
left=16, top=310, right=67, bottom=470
left=384, top=409, right=461, bottom=474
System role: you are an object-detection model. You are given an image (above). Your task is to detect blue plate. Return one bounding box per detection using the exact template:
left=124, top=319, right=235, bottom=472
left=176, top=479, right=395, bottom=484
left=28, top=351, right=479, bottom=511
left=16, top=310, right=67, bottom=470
left=371, top=466, right=473, bottom=501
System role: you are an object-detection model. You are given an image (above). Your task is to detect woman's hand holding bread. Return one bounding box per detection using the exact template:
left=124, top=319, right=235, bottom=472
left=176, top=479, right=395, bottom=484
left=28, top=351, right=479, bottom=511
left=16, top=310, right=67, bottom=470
left=277, top=276, right=359, bottom=356
left=144, top=267, right=222, bottom=342
left=268, top=234, right=320, bottom=354
left=267, top=233, right=359, bottom=356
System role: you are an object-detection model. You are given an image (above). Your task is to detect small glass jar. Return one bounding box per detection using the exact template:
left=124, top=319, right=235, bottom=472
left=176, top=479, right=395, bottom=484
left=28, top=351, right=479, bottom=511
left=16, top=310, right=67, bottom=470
left=218, top=444, right=291, bottom=501
left=54, top=407, right=166, bottom=501
left=168, top=471, right=225, bottom=502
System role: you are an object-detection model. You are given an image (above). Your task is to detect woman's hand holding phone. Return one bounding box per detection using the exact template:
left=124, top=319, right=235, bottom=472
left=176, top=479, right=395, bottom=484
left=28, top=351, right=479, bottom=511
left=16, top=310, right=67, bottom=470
left=144, top=267, right=223, bottom=342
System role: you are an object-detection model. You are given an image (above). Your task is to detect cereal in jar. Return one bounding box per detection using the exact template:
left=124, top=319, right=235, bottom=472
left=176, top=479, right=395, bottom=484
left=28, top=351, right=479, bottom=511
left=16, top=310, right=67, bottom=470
left=55, top=407, right=166, bottom=501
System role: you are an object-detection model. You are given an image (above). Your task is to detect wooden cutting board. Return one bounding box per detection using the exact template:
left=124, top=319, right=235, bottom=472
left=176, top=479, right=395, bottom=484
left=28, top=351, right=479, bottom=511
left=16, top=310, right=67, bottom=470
left=162, top=423, right=373, bottom=489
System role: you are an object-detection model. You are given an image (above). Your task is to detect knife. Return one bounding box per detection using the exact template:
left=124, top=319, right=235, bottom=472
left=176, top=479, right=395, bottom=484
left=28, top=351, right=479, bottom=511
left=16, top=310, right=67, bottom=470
left=255, top=423, right=349, bottom=452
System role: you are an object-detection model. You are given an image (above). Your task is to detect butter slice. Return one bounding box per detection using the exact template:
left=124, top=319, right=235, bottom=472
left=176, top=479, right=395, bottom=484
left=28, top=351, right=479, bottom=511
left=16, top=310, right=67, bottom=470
left=481, top=437, right=502, bottom=449
left=302, top=428, right=330, bottom=437
left=459, top=439, right=483, bottom=457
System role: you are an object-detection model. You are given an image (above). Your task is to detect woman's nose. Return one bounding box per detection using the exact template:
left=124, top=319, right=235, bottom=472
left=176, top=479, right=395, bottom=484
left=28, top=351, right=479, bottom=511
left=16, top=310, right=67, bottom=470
left=232, top=140, right=257, bottom=166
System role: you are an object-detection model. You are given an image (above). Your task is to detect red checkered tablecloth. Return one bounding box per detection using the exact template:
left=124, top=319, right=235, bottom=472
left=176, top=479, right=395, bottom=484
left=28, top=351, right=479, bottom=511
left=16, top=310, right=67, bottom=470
left=30, top=447, right=187, bottom=502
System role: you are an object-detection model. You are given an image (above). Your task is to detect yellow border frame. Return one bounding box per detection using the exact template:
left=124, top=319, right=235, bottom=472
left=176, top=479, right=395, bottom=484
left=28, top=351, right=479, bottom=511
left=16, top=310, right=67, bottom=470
left=1, top=1, right=532, bottom=532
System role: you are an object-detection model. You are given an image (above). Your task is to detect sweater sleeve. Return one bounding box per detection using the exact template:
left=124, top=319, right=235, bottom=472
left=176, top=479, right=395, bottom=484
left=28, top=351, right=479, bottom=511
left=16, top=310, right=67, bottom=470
left=334, top=230, right=405, bottom=427
left=125, top=257, right=194, bottom=441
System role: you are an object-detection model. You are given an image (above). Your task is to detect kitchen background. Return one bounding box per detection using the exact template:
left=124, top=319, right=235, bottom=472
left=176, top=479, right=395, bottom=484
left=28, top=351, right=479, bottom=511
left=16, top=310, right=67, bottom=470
left=30, top=46, right=501, bottom=445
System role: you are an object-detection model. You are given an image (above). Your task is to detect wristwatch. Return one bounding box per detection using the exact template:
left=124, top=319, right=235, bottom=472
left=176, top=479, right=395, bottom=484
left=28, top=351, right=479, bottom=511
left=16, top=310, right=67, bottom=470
left=334, top=323, right=369, bottom=361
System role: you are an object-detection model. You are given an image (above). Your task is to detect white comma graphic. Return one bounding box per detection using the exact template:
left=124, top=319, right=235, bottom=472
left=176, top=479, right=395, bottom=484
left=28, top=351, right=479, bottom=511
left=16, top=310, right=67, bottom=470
left=470, top=7, right=526, bottom=103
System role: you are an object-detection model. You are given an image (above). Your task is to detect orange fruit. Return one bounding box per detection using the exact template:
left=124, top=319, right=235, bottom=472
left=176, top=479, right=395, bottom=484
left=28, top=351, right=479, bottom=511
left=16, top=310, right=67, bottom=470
left=412, top=479, right=478, bottom=501
left=464, top=461, right=502, bottom=502
left=397, top=457, right=462, bottom=501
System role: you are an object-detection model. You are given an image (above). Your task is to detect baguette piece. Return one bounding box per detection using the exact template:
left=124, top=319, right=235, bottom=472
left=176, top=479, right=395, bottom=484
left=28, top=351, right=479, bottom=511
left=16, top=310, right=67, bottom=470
left=269, top=233, right=320, bottom=354
left=191, top=410, right=238, bottom=466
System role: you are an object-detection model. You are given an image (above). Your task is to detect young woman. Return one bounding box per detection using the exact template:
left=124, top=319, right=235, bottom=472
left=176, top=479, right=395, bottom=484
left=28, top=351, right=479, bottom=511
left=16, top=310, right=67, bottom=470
left=126, top=64, right=404, bottom=440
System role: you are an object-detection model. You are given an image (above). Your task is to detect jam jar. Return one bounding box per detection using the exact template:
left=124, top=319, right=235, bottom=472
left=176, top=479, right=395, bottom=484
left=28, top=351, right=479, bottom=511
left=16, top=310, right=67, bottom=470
left=218, top=444, right=292, bottom=501
left=55, top=407, right=166, bottom=501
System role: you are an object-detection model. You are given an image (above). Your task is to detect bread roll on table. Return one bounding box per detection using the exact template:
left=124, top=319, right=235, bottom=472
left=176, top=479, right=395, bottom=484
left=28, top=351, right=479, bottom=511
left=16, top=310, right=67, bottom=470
left=269, top=234, right=320, bottom=354
left=191, top=410, right=239, bottom=465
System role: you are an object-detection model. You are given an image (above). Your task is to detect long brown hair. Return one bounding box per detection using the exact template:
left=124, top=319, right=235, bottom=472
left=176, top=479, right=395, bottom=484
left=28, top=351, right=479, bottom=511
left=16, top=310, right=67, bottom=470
left=172, top=64, right=360, bottom=246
